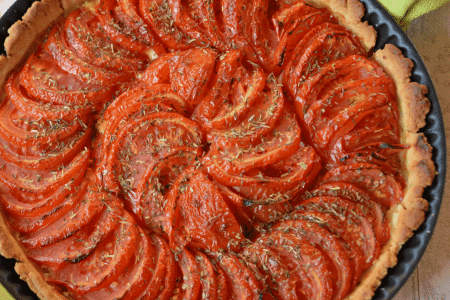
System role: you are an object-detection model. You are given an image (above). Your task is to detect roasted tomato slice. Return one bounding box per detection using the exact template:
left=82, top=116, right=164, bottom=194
left=6, top=73, right=94, bottom=121
left=19, top=49, right=113, bottom=107
left=26, top=196, right=123, bottom=269
left=192, top=50, right=243, bottom=125
left=98, top=111, right=202, bottom=193
left=139, top=0, right=191, bottom=49
left=320, top=162, right=403, bottom=207
left=165, top=169, right=243, bottom=252
left=295, top=195, right=380, bottom=271
left=195, top=251, right=219, bottom=300
left=215, top=252, right=265, bottom=300
left=48, top=211, right=138, bottom=295
left=271, top=218, right=353, bottom=300
left=241, top=242, right=301, bottom=300
left=139, top=48, right=217, bottom=108
left=307, top=182, right=390, bottom=245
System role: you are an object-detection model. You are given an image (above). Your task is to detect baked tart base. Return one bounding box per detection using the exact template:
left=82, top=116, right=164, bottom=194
left=0, top=0, right=435, bottom=299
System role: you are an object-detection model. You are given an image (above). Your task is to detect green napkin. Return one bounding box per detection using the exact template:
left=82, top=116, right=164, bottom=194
left=0, top=286, right=14, bottom=300
left=378, top=0, right=450, bottom=29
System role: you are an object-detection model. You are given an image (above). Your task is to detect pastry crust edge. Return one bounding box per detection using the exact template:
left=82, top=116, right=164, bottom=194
left=0, top=1, right=435, bottom=299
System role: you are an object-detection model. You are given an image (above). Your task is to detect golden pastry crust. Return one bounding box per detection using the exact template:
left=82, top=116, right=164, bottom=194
left=0, top=0, right=63, bottom=97
left=304, top=0, right=377, bottom=51
left=345, top=45, right=434, bottom=300
left=0, top=1, right=436, bottom=299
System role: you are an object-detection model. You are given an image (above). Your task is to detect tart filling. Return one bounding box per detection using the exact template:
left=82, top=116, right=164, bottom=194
left=0, top=0, right=435, bottom=299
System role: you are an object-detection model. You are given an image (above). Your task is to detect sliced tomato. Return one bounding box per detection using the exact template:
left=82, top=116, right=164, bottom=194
left=204, top=145, right=321, bottom=202
left=209, top=108, right=298, bottom=174
left=139, top=0, right=191, bottom=49
left=195, top=251, right=219, bottom=300
left=220, top=0, right=258, bottom=63
left=6, top=73, right=94, bottom=121
left=175, top=248, right=202, bottom=300
left=291, top=55, right=382, bottom=116
left=195, top=0, right=228, bottom=50
left=295, top=196, right=380, bottom=270
left=192, top=50, right=243, bottom=125
left=208, top=74, right=285, bottom=145
left=19, top=49, right=113, bottom=107
left=320, top=163, right=403, bottom=207
left=272, top=9, right=336, bottom=73
left=271, top=218, right=353, bottom=299
left=0, top=148, right=89, bottom=194
left=165, top=169, right=243, bottom=252
left=262, top=227, right=335, bottom=300
left=26, top=196, right=123, bottom=269
left=215, top=252, right=264, bottom=300
left=63, top=9, right=149, bottom=72
left=6, top=176, right=90, bottom=235
left=285, top=22, right=365, bottom=96
left=307, top=182, right=390, bottom=245
left=83, top=229, right=157, bottom=300
left=202, top=64, right=266, bottom=131
left=44, top=24, right=131, bottom=87
left=241, top=242, right=301, bottom=300
left=48, top=211, right=138, bottom=295
left=0, top=163, right=85, bottom=217
left=217, top=267, right=230, bottom=300
left=98, top=112, right=202, bottom=193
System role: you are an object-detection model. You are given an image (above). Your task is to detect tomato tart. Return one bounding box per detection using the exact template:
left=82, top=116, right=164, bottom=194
left=0, top=0, right=435, bottom=299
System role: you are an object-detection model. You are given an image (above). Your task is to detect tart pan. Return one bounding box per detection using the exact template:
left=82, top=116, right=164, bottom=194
left=0, top=0, right=446, bottom=299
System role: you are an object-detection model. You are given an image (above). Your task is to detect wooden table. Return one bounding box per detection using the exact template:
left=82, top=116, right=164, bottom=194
left=0, top=1, right=449, bottom=299
left=394, top=2, right=450, bottom=299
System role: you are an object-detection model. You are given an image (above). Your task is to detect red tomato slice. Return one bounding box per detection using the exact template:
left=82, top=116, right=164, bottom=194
left=321, top=163, right=404, bottom=207
left=271, top=218, right=352, bottom=300
left=241, top=242, right=301, bottom=300
left=192, top=50, right=243, bottom=125
left=6, top=175, right=90, bottom=235
left=220, top=0, right=259, bottom=63
left=26, top=196, right=123, bottom=269
left=285, top=22, right=365, bottom=96
left=140, top=234, right=170, bottom=299
left=195, top=251, right=219, bottom=300
left=19, top=50, right=114, bottom=107
left=208, top=74, right=285, bottom=146
left=295, top=196, right=380, bottom=270
left=48, top=211, right=138, bottom=295
left=166, top=169, right=244, bottom=252
left=83, top=229, right=157, bottom=300
left=272, top=9, right=336, bottom=73
left=175, top=248, right=202, bottom=300
left=202, top=66, right=266, bottom=131
left=208, top=108, right=299, bottom=174
left=0, top=162, right=85, bottom=217
left=98, top=112, right=202, bottom=193
left=139, top=0, right=191, bottom=50
left=308, top=182, right=390, bottom=245
left=0, top=100, right=84, bottom=148
left=63, top=9, right=149, bottom=72
left=6, top=73, right=94, bottom=121
left=44, top=24, right=131, bottom=86
left=95, top=0, right=165, bottom=56
left=117, top=0, right=167, bottom=53
left=195, top=0, right=228, bottom=50
left=0, top=148, right=89, bottom=194
left=215, top=252, right=264, bottom=300
left=291, top=55, right=382, bottom=115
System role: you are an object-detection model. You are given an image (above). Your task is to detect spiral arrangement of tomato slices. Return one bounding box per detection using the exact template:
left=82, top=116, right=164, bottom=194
left=0, top=0, right=408, bottom=299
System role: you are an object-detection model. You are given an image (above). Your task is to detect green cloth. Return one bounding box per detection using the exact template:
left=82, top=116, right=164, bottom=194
left=378, top=0, right=450, bottom=29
